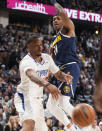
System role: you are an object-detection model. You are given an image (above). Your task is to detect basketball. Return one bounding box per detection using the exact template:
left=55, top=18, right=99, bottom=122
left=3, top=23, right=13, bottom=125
left=72, top=103, right=96, bottom=128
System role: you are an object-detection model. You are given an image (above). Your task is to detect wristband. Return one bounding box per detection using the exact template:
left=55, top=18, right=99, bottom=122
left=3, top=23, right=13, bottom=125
left=45, top=82, right=51, bottom=87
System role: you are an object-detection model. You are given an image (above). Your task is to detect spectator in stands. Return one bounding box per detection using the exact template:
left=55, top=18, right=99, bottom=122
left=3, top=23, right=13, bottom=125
left=46, top=118, right=52, bottom=131
left=57, top=121, right=64, bottom=130
left=88, top=119, right=101, bottom=131
left=0, top=123, right=3, bottom=131
left=4, top=116, right=18, bottom=131
left=0, top=108, right=6, bottom=126
left=99, top=121, right=102, bottom=131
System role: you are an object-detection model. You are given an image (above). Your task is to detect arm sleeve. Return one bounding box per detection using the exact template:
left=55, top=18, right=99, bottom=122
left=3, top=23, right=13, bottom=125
left=48, top=55, right=59, bottom=74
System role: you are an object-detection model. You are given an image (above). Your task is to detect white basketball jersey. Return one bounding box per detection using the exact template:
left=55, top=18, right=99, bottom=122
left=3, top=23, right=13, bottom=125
left=17, top=53, right=59, bottom=98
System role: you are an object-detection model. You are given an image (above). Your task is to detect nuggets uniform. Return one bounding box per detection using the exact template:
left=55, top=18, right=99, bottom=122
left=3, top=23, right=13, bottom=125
left=50, top=32, right=80, bottom=97
left=14, top=53, right=59, bottom=131
left=47, top=32, right=81, bottom=129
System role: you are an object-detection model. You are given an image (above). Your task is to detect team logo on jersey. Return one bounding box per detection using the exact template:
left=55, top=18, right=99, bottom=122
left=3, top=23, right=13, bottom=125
left=63, top=86, right=70, bottom=93
left=36, top=69, right=48, bottom=77
left=50, top=35, right=61, bottom=48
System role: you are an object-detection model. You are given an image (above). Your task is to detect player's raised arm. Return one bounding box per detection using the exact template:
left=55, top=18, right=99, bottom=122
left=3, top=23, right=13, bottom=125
left=52, top=0, right=75, bottom=36
left=26, top=69, right=61, bottom=100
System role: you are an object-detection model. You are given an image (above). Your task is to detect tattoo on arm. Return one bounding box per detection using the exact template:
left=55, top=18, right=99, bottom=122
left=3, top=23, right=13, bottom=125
left=29, top=73, right=45, bottom=86
left=26, top=69, right=50, bottom=87
left=55, top=71, right=66, bottom=82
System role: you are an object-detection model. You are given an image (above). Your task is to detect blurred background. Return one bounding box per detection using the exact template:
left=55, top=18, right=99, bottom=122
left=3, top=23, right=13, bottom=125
left=0, top=0, right=102, bottom=131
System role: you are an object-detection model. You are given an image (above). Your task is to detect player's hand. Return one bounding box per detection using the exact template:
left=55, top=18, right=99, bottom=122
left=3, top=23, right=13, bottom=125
left=45, top=72, right=52, bottom=82
left=46, top=84, right=61, bottom=100
left=65, top=72, right=73, bottom=85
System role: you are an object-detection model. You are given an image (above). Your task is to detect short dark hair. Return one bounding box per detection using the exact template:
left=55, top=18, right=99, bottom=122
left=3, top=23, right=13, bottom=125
left=26, top=35, right=40, bottom=46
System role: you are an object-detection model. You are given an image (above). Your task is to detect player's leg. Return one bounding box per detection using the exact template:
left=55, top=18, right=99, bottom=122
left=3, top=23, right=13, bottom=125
left=21, top=119, right=35, bottom=131
left=59, top=95, right=74, bottom=116
left=59, top=96, right=91, bottom=131
left=34, top=111, right=48, bottom=131
left=47, top=94, right=77, bottom=131
left=30, top=98, right=48, bottom=131
left=59, top=63, right=80, bottom=116
left=14, top=93, right=35, bottom=131
left=58, top=68, right=82, bottom=130
left=34, top=119, right=48, bottom=131
left=46, top=64, right=80, bottom=130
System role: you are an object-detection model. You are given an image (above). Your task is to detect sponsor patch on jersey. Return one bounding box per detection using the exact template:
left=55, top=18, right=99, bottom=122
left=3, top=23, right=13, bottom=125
left=63, top=86, right=70, bottom=93
left=36, top=69, right=48, bottom=77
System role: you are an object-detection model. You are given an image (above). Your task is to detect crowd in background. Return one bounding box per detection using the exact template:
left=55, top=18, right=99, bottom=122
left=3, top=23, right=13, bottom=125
left=0, top=22, right=102, bottom=131
left=0, top=0, right=101, bottom=130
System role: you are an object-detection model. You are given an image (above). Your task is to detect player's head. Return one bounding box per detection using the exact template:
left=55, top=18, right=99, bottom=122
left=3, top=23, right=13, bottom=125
left=27, top=36, right=42, bottom=56
left=92, top=119, right=97, bottom=127
left=53, top=14, right=63, bottom=32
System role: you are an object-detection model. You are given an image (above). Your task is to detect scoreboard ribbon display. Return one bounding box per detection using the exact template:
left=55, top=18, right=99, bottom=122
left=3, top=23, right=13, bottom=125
left=7, top=0, right=102, bottom=23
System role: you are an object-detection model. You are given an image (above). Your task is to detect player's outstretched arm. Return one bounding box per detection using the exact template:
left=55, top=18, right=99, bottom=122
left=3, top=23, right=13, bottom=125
left=26, top=69, right=61, bottom=100
left=54, top=71, right=73, bottom=84
left=52, top=0, right=75, bottom=36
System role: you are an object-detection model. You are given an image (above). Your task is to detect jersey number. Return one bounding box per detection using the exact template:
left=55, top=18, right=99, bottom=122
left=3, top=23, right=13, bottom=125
left=53, top=45, right=58, bottom=56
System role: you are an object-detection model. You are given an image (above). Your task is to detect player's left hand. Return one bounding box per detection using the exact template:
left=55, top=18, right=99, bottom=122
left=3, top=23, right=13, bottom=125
left=65, top=72, right=73, bottom=85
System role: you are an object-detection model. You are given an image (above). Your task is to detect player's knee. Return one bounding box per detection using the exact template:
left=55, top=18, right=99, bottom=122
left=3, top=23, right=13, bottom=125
left=22, top=119, right=35, bottom=131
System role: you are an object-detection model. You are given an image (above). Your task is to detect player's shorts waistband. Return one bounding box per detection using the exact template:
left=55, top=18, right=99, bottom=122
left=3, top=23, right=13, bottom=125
left=17, top=92, right=43, bottom=99
left=34, top=97, right=43, bottom=99
left=60, top=62, right=77, bottom=68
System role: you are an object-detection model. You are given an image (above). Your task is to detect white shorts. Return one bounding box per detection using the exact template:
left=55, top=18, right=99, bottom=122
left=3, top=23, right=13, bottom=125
left=14, top=92, right=48, bottom=131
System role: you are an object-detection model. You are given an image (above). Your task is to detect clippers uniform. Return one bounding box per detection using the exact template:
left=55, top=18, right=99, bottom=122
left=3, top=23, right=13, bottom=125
left=14, top=53, right=59, bottom=131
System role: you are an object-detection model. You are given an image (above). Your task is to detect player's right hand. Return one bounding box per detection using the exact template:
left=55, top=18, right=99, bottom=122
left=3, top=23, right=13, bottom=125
left=46, top=84, right=61, bottom=100
left=65, top=72, right=73, bottom=85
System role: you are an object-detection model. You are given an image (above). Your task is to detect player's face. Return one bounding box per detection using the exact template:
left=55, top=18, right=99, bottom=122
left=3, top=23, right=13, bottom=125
left=92, top=120, right=97, bottom=126
left=28, top=39, right=42, bottom=56
left=99, top=124, right=102, bottom=129
left=53, top=16, right=63, bottom=32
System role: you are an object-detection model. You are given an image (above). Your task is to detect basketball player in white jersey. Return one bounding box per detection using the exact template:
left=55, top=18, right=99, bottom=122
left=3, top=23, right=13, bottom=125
left=14, top=36, right=73, bottom=131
